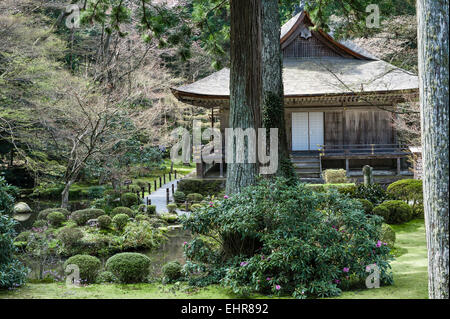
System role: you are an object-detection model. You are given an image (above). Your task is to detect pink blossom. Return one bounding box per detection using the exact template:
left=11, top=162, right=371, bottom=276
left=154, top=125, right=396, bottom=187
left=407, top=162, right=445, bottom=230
left=334, top=279, right=341, bottom=284
left=240, top=261, right=248, bottom=267
left=224, top=195, right=229, bottom=199
left=183, top=242, right=187, bottom=245
left=343, top=267, right=350, bottom=273
left=275, top=285, right=281, bottom=290
left=266, top=277, right=271, bottom=281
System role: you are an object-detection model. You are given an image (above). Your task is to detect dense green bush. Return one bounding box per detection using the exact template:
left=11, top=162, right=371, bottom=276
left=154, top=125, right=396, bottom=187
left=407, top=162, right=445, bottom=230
left=147, top=205, right=156, bottom=215
left=64, top=254, right=101, bottom=284
left=0, top=181, right=28, bottom=289
left=121, top=192, right=139, bottom=207
left=37, top=208, right=71, bottom=220
left=32, top=220, right=48, bottom=228
left=98, top=215, right=112, bottom=230
left=186, top=193, right=203, bottom=203
left=322, top=169, right=348, bottom=184
left=112, top=214, right=129, bottom=230
left=110, top=206, right=135, bottom=218
left=135, top=214, right=150, bottom=222
left=357, top=199, right=374, bottom=215
left=162, top=261, right=182, bottom=283
left=47, top=212, right=66, bottom=227
left=105, top=252, right=151, bottom=283
left=190, top=203, right=203, bottom=212
left=71, top=209, right=105, bottom=226
left=182, top=178, right=393, bottom=298
left=387, top=179, right=423, bottom=216
left=122, top=221, right=165, bottom=250
left=381, top=223, right=396, bottom=248
left=178, top=179, right=224, bottom=196
left=167, top=204, right=178, bottom=213
left=96, top=271, right=118, bottom=284
left=87, top=186, right=105, bottom=199
left=338, top=183, right=387, bottom=205
left=15, top=231, right=31, bottom=244
left=173, top=191, right=186, bottom=203
left=373, top=200, right=413, bottom=224
left=0, top=177, right=18, bottom=215
left=57, top=227, right=84, bottom=248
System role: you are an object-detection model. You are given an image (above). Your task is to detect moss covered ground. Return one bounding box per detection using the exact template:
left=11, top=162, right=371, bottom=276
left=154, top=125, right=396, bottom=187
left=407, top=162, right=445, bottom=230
left=0, top=219, right=427, bottom=299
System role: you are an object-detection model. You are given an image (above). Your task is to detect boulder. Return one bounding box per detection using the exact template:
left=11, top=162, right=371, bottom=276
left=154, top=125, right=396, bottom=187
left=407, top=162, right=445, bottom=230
left=13, top=202, right=32, bottom=214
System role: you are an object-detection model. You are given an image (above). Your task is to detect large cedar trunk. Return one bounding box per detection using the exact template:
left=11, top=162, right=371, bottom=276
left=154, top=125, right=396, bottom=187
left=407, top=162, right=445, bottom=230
left=226, top=0, right=262, bottom=194
left=417, top=0, right=449, bottom=299
left=261, top=0, right=295, bottom=179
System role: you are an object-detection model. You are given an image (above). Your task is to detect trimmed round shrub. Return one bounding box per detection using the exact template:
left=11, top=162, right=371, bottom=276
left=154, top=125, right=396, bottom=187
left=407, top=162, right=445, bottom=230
left=110, top=206, right=135, bottom=218
left=32, top=219, right=47, bottom=228
left=112, top=214, right=129, bottom=230
left=187, top=193, right=203, bottom=203
left=96, top=271, right=118, bottom=284
left=57, top=227, right=84, bottom=247
left=71, top=209, right=105, bottom=226
left=47, top=211, right=66, bottom=227
left=105, top=252, right=151, bottom=283
left=161, top=214, right=178, bottom=224
left=15, top=231, right=31, bottom=243
left=149, top=218, right=167, bottom=228
left=162, top=261, right=182, bottom=282
left=135, top=214, right=150, bottom=222
left=167, top=203, right=178, bottom=213
left=322, top=169, right=348, bottom=184
left=121, top=192, right=139, bottom=207
left=387, top=179, right=423, bottom=215
left=357, top=198, right=374, bottom=215
left=381, top=223, right=396, bottom=248
left=98, top=215, right=112, bottom=230
left=38, top=207, right=70, bottom=220
left=414, top=203, right=424, bottom=219
left=373, top=200, right=413, bottom=224
left=173, top=191, right=186, bottom=204
left=64, top=254, right=101, bottom=284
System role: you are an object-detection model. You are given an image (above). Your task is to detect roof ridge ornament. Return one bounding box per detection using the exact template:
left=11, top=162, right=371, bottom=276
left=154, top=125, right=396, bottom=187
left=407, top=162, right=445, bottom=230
left=299, top=23, right=312, bottom=39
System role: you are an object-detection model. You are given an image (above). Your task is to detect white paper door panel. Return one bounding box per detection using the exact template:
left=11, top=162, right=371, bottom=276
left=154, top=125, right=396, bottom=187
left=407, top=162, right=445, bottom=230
left=292, top=112, right=309, bottom=151
left=309, top=112, right=324, bottom=150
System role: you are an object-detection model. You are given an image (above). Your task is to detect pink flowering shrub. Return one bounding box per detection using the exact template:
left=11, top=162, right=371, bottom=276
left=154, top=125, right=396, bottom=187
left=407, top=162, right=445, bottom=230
left=182, top=178, right=393, bottom=298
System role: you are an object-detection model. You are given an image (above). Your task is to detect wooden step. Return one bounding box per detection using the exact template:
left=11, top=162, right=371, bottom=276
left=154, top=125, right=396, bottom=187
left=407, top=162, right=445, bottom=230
left=298, top=177, right=324, bottom=184
left=294, top=162, right=320, bottom=169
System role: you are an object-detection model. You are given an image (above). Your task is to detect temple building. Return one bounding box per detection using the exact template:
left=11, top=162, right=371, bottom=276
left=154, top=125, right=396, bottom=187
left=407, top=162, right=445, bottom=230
left=171, top=11, right=419, bottom=183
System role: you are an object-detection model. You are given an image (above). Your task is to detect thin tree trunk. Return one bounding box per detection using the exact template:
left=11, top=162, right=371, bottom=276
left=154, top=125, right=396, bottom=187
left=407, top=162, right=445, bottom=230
left=61, top=180, right=74, bottom=209
left=417, top=0, right=449, bottom=299
left=261, top=0, right=295, bottom=179
left=226, top=0, right=262, bottom=194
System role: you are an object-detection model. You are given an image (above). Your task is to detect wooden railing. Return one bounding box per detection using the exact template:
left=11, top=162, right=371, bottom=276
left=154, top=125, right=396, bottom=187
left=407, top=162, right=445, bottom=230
left=318, top=144, right=411, bottom=156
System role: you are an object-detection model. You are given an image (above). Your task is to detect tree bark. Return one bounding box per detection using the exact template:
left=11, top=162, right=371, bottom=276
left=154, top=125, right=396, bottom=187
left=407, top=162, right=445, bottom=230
left=61, top=180, right=74, bottom=209
left=261, top=0, right=295, bottom=179
left=226, top=0, right=262, bottom=194
left=417, top=0, right=449, bottom=299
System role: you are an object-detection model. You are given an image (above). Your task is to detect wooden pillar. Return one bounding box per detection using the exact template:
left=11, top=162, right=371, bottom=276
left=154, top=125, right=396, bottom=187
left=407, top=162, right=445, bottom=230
left=174, top=170, right=177, bottom=179
left=397, top=157, right=401, bottom=176
left=171, top=184, right=175, bottom=195
left=166, top=188, right=170, bottom=204
left=220, top=162, right=224, bottom=178
left=163, top=174, right=166, bottom=184
left=148, top=183, right=151, bottom=194
left=169, top=172, right=172, bottom=181
left=345, top=158, right=350, bottom=177
left=154, top=180, right=157, bottom=192
left=159, top=176, right=162, bottom=188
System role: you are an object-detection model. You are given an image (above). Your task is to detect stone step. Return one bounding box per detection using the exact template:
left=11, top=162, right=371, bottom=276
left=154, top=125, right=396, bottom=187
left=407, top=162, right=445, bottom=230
left=296, top=172, right=322, bottom=178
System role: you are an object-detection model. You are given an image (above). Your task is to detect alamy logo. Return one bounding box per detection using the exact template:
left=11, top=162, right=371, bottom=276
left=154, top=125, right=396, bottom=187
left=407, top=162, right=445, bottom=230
left=170, top=121, right=279, bottom=174
left=65, top=5, right=80, bottom=30
left=366, top=4, right=380, bottom=28
left=365, top=264, right=380, bottom=289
